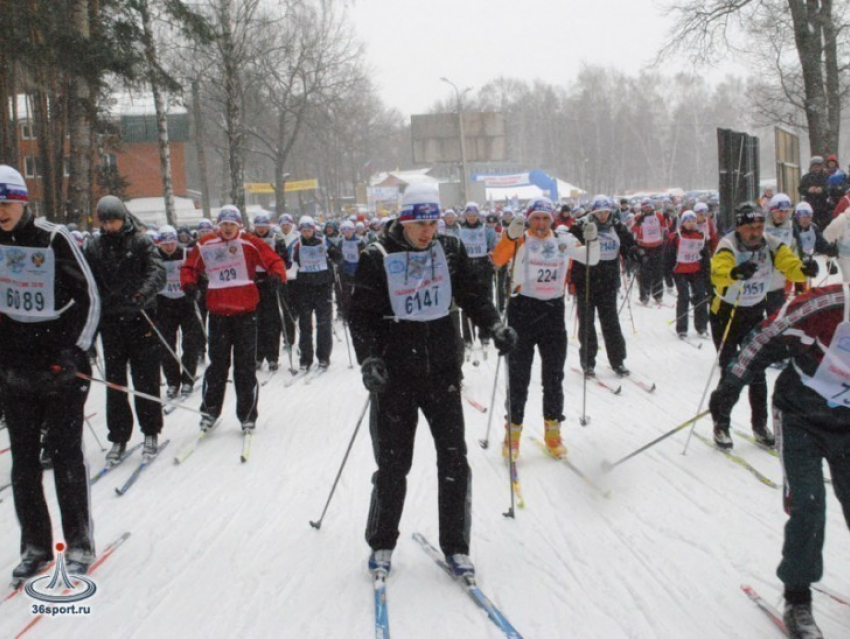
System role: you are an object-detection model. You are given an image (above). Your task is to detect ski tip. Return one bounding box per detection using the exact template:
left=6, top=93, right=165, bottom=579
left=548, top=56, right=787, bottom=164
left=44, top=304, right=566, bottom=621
left=114, top=487, right=125, bottom=496
left=478, top=440, right=489, bottom=449
left=648, top=383, right=657, bottom=392
left=613, top=386, right=622, bottom=395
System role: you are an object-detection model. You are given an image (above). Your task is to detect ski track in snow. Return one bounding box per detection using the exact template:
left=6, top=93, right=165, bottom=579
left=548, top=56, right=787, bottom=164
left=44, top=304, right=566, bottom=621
left=1, top=265, right=850, bottom=638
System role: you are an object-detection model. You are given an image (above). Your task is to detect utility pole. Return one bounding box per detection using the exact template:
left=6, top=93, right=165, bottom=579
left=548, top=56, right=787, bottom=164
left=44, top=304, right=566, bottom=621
left=441, top=77, right=471, bottom=204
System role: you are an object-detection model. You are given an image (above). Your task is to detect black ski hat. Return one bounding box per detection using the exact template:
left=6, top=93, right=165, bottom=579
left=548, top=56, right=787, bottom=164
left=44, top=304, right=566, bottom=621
left=96, top=195, right=128, bottom=222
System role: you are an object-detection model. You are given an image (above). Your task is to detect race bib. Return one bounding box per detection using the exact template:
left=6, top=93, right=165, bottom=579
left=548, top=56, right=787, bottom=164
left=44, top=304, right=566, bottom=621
left=799, top=287, right=850, bottom=406
left=383, top=242, right=452, bottom=321
left=798, top=228, right=816, bottom=255
left=160, top=259, right=185, bottom=299
left=522, top=236, right=567, bottom=301
left=299, top=244, right=329, bottom=273
left=459, top=226, right=488, bottom=258
left=676, top=236, right=705, bottom=264
left=598, top=229, right=621, bottom=261
left=0, top=245, right=58, bottom=321
left=342, top=239, right=360, bottom=264
left=199, top=241, right=251, bottom=289
left=641, top=215, right=662, bottom=244
left=765, top=224, right=794, bottom=248
left=722, top=252, right=772, bottom=307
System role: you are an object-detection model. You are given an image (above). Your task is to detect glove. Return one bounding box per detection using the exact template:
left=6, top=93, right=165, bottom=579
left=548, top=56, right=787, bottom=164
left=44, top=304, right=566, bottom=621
left=361, top=357, right=388, bottom=393
left=830, top=261, right=839, bottom=275
left=729, top=261, right=758, bottom=281
left=583, top=221, right=598, bottom=242
left=267, top=273, right=282, bottom=285
left=491, top=323, right=518, bottom=355
left=183, top=282, right=198, bottom=297
left=131, top=292, right=146, bottom=308
left=49, top=347, right=82, bottom=385
left=801, top=257, right=819, bottom=278
left=506, top=216, right=526, bottom=241
left=825, top=243, right=839, bottom=258
left=628, top=246, right=645, bottom=262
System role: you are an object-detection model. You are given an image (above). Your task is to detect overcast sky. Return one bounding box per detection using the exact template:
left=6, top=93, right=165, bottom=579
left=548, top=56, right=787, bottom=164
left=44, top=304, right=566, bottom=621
left=349, top=0, right=748, bottom=117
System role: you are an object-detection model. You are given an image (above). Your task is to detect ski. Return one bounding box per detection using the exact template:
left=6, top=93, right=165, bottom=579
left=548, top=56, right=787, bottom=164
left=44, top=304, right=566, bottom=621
left=374, top=574, right=390, bottom=639
left=304, top=365, right=329, bottom=385
left=2, top=561, right=56, bottom=608
left=284, top=368, right=310, bottom=388
left=504, top=457, right=525, bottom=509
left=621, top=374, right=656, bottom=393
left=741, top=585, right=788, bottom=635
left=678, top=334, right=703, bottom=350
left=241, top=430, right=253, bottom=463
left=570, top=367, right=621, bottom=395
left=463, top=393, right=488, bottom=413
left=411, top=532, right=523, bottom=638
left=733, top=429, right=779, bottom=457
left=812, top=584, right=850, bottom=607
left=260, top=369, right=279, bottom=387
left=694, top=432, right=779, bottom=489
left=16, top=532, right=132, bottom=638
left=90, top=442, right=144, bottom=485
left=115, top=440, right=171, bottom=496
left=530, top=437, right=612, bottom=498
left=174, top=421, right=220, bottom=464
left=0, top=446, right=9, bottom=455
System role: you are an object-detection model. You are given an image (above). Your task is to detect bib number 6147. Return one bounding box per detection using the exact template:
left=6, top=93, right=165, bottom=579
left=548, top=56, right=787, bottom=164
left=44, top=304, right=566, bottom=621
left=405, top=285, right=439, bottom=315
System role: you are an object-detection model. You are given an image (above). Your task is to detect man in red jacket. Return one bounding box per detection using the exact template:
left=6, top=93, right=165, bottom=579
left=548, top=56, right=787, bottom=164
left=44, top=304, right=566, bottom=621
left=181, top=206, right=285, bottom=431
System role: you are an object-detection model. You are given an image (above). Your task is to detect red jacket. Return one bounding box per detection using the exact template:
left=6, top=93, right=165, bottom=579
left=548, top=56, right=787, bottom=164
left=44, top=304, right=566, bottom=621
left=667, top=228, right=707, bottom=275
left=181, top=231, right=285, bottom=315
left=632, top=212, right=667, bottom=248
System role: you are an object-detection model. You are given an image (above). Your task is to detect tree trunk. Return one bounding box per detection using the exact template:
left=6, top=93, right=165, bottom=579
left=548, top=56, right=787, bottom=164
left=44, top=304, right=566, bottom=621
left=138, top=0, right=176, bottom=226
left=191, top=79, right=211, bottom=219
left=220, top=0, right=245, bottom=213
left=67, top=0, right=92, bottom=227
left=819, top=0, right=841, bottom=153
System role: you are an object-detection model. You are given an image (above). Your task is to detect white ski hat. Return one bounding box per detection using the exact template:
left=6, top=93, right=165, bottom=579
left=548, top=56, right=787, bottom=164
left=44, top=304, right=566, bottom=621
left=0, top=165, right=28, bottom=203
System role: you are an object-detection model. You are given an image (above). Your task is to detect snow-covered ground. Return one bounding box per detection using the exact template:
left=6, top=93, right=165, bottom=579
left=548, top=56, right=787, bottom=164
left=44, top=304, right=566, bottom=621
left=2, top=266, right=849, bottom=638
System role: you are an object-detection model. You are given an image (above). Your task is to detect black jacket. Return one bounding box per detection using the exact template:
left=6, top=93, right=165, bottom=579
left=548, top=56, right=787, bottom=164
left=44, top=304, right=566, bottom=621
left=798, top=171, right=829, bottom=215
left=569, top=218, right=635, bottom=294
left=0, top=212, right=100, bottom=373
left=289, top=234, right=341, bottom=287
left=85, top=219, right=165, bottom=318
left=349, top=221, right=501, bottom=380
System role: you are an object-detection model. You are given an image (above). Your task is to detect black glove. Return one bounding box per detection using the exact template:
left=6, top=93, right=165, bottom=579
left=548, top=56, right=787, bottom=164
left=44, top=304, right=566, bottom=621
left=267, top=272, right=282, bottom=285
left=361, top=357, right=388, bottom=393
left=183, top=282, right=198, bottom=297
left=628, top=246, right=645, bottom=261
left=730, top=261, right=758, bottom=281
left=825, top=242, right=839, bottom=258
left=49, top=347, right=83, bottom=385
left=830, top=261, right=839, bottom=275
left=131, top=292, right=147, bottom=308
left=491, top=323, right=518, bottom=355
left=801, top=257, right=819, bottom=278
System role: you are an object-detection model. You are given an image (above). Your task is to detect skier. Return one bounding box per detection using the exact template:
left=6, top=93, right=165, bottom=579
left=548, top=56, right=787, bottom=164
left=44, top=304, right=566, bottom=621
left=709, top=202, right=815, bottom=449
left=666, top=211, right=709, bottom=338
left=763, top=193, right=797, bottom=316
left=0, top=166, right=100, bottom=579
left=154, top=225, right=200, bottom=398
left=85, top=195, right=165, bottom=462
left=458, top=202, right=498, bottom=351
left=570, top=195, right=638, bottom=378
left=251, top=212, right=285, bottom=371
left=632, top=197, right=668, bottom=304
left=277, top=213, right=300, bottom=352
left=441, top=208, right=460, bottom=238
left=491, top=196, right=599, bottom=460
left=288, top=215, right=339, bottom=371
left=709, top=283, right=850, bottom=639
left=349, top=184, right=516, bottom=578
left=181, top=206, right=285, bottom=432
left=798, top=156, right=830, bottom=229
left=338, top=220, right=364, bottom=322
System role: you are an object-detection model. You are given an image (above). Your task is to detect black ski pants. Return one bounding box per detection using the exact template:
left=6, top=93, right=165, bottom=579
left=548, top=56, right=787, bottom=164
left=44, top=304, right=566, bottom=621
left=255, top=278, right=282, bottom=366
left=156, top=297, right=200, bottom=388
left=295, top=282, right=333, bottom=367
left=673, top=272, right=708, bottom=335
left=366, top=379, right=471, bottom=556
left=576, top=287, right=627, bottom=371
left=201, top=312, right=258, bottom=423
left=638, top=245, right=665, bottom=302
left=278, top=282, right=297, bottom=350
left=506, top=295, right=567, bottom=424
left=4, top=355, right=94, bottom=560
left=339, top=272, right=356, bottom=323
left=710, top=301, right=769, bottom=428
left=101, top=314, right=163, bottom=443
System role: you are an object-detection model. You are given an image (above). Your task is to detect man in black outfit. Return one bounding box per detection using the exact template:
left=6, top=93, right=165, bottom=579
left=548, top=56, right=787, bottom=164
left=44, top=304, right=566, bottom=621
left=349, top=184, right=516, bottom=580
left=85, top=195, right=165, bottom=462
left=0, top=165, right=101, bottom=580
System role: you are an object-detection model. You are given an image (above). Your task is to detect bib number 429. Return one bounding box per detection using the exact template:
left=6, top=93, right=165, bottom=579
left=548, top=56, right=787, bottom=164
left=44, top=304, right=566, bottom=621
left=219, top=267, right=238, bottom=282
left=405, top=286, right=439, bottom=315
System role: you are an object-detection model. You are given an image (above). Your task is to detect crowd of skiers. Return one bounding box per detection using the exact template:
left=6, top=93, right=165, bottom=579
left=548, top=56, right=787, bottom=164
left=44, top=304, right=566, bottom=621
left=3, top=156, right=850, bottom=638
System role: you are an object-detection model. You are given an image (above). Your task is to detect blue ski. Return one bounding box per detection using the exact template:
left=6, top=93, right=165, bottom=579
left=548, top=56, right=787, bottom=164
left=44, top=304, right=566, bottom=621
left=115, top=440, right=170, bottom=496
left=90, top=442, right=143, bottom=485
left=374, top=574, right=389, bottom=638
left=412, top=532, right=522, bottom=638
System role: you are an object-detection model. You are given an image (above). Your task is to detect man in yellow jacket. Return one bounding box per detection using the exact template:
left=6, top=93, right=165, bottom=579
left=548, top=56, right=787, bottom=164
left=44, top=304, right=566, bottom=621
left=710, top=201, right=817, bottom=449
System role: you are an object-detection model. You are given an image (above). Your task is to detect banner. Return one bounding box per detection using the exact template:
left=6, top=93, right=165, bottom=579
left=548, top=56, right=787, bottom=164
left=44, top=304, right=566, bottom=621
left=473, top=173, right=531, bottom=188
left=245, top=180, right=319, bottom=194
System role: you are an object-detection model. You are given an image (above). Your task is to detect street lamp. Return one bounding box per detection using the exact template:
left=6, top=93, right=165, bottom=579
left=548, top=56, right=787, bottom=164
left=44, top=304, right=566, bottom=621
left=440, top=77, right=471, bottom=203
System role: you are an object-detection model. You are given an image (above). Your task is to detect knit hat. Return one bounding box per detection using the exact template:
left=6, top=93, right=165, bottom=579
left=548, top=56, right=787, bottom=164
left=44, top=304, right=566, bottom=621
left=525, top=196, right=555, bottom=219
left=217, top=205, right=242, bottom=226
left=254, top=212, right=271, bottom=227
left=694, top=202, right=709, bottom=214
left=298, top=215, right=317, bottom=229
left=159, top=225, right=178, bottom=243
left=734, top=202, right=765, bottom=226
left=680, top=211, right=697, bottom=224
left=0, top=165, right=28, bottom=203
left=278, top=213, right=294, bottom=225
left=464, top=202, right=480, bottom=215
left=810, top=156, right=825, bottom=166
left=197, top=219, right=213, bottom=231
left=398, top=184, right=441, bottom=223
left=794, top=201, right=814, bottom=218
left=768, top=193, right=792, bottom=211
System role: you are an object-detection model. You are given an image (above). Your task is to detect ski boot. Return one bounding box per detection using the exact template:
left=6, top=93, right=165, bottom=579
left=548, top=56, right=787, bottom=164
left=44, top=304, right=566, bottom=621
left=368, top=549, right=393, bottom=577
left=11, top=549, right=52, bottom=585
left=713, top=426, right=733, bottom=450
left=105, top=442, right=127, bottom=465
left=544, top=419, right=567, bottom=459
left=784, top=601, right=823, bottom=639
left=752, top=422, right=776, bottom=448
left=613, top=364, right=630, bottom=377
left=502, top=423, right=523, bottom=461
left=446, top=554, right=475, bottom=580
left=142, top=435, right=159, bottom=460
left=166, top=386, right=179, bottom=400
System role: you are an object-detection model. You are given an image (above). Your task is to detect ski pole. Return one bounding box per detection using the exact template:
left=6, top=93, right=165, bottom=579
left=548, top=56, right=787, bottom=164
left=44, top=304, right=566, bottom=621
left=666, top=296, right=711, bottom=325
left=579, top=236, right=592, bottom=427
left=617, top=272, right=638, bottom=315
left=77, top=372, right=212, bottom=418
left=309, top=394, right=371, bottom=530
left=601, top=409, right=712, bottom=472
left=192, top=300, right=208, bottom=341
left=85, top=413, right=106, bottom=451
left=501, top=238, right=522, bottom=519
left=478, top=354, right=502, bottom=449
left=274, top=289, right=297, bottom=374
left=682, top=286, right=743, bottom=454
left=624, top=275, right=637, bottom=335
left=141, top=309, right=197, bottom=384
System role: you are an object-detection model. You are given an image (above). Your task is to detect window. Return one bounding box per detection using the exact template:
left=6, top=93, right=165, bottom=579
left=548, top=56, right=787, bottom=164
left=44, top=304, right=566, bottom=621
left=24, top=155, right=40, bottom=178
left=20, top=120, right=35, bottom=140
left=100, top=153, right=118, bottom=170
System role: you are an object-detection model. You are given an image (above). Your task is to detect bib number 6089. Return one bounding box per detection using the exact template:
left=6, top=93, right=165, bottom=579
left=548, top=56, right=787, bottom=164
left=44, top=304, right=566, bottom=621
left=6, top=289, right=45, bottom=311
